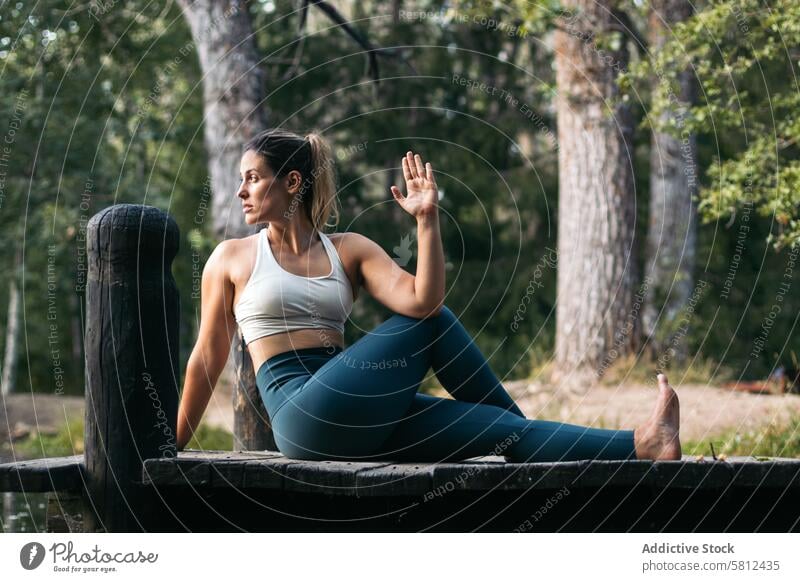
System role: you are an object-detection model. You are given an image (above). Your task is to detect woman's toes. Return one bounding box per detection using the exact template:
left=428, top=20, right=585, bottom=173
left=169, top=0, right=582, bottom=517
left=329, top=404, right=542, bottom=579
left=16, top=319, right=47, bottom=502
left=655, top=374, right=679, bottom=413
left=634, top=372, right=682, bottom=460
left=656, top=374, right=681, bottom=459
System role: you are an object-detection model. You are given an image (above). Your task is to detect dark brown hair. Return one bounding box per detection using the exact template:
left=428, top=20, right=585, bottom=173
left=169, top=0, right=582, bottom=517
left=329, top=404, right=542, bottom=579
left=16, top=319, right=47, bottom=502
left=243, top=127, right=340, bottom=232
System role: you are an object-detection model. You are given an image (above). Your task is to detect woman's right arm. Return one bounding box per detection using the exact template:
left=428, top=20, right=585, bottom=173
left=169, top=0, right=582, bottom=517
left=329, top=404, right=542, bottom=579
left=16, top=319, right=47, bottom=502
left=176, top=241, right=239, bottom=451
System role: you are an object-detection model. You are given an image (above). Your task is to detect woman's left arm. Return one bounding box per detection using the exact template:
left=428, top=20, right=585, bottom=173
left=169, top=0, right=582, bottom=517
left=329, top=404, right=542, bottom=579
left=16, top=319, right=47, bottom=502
left=411, top=211, right=445, bottom=316
left=350, top=151, right=445, bottom=318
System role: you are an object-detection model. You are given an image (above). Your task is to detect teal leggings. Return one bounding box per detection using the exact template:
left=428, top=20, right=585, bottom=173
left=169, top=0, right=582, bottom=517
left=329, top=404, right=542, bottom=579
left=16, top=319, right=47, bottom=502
left=256, top=305, right=637, bottom=462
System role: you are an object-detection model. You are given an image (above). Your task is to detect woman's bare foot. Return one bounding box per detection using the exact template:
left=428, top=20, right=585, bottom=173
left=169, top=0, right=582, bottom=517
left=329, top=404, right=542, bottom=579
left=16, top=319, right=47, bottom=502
left=633, top=373, right=681, bottom=460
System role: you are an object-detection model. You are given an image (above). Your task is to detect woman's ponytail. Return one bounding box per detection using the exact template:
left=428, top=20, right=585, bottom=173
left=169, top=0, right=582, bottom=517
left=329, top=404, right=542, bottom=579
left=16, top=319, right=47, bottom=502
left=305, top=132, right=340, bottom=232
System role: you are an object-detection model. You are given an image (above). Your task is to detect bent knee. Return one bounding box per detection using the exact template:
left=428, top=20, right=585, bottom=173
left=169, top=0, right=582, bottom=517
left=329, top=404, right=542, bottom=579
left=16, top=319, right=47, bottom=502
left=410, top=303, right=456, bottom=321
left=392, top=304, right=455, bottom=322
left=436, top=304, right=456, bottom=320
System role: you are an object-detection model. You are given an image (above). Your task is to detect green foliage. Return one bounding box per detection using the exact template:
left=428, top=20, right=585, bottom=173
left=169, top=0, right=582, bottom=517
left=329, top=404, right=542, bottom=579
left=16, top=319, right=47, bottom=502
left=1, top=0, right=797, bottom=398
left=0, top=0, right=205, bottom=394
left=624, top=0, right=800, bottom=250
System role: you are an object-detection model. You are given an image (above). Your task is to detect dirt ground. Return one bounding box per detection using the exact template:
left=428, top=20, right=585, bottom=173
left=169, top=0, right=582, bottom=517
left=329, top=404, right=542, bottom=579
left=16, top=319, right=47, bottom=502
left=3, top=364, right=800, bottom=448
left=503, top=379, right=800, bottom=442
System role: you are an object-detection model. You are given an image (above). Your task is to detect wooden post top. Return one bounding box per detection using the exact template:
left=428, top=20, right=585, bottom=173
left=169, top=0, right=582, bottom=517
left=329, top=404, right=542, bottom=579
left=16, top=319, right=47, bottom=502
left=87, top=203, right=179, bottom=264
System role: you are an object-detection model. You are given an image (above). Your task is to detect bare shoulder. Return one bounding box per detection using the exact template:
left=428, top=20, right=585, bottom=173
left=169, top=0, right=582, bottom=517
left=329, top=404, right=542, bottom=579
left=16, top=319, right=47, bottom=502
left=222, top=233, right=260, bottom=283
left=202, top=239, right=232, bottom=280
left=328, top=231, right=377, bottom=257
left=206, top=235, right=256, bottom=279
left=328, top=231, right=387, bottom=268
left=225, top=233, right=259, bottom=255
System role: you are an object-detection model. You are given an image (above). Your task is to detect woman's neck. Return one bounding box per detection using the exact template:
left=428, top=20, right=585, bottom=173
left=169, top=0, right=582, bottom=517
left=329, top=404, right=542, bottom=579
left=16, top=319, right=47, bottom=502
left=266, top=221, right=318, bottom=254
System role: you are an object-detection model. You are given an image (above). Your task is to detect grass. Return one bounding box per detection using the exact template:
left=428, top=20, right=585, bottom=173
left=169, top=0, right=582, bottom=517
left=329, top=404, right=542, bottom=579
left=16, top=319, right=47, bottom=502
left=526, top=351, right=736, bottom=387
left=681, top=413, right=800, bottom=459
left=524, top=412, right=800, bottom=459
left=185, top=423, right=234, bottom=450
left=5, top=419, right=235, bottom=461
left=597, top=353, right=735, bottom=386
left=6, top=416, right=85, bottom=459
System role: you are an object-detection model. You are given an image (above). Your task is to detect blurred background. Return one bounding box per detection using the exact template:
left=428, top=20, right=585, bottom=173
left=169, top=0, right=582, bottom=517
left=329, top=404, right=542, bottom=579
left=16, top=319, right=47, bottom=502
left=1, top=0, right=799, bottom=530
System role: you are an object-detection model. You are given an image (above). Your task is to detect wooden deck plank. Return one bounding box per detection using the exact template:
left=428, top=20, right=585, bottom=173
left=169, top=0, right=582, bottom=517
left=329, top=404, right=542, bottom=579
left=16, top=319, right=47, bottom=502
left=141, top=453, right=800, bottom=496
left=353, top=463, right=435, bottom=497
left=0, top=455, right=84, bottom=492
left=4, top=452, right=800, bottom=496
left=141, top=451, right=285, bottom=488
left=282, top=460, right=398, bottom=495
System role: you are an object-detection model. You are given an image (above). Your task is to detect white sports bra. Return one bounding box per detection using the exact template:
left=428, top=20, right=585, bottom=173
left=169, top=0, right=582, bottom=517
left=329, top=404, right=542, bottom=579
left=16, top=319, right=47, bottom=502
left=233, top=226, right=354, bottom=346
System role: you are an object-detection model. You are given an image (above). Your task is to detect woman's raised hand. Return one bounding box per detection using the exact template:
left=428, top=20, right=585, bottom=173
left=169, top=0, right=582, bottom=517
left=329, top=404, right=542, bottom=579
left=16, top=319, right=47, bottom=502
left=390, top=151, right=439, bottom=219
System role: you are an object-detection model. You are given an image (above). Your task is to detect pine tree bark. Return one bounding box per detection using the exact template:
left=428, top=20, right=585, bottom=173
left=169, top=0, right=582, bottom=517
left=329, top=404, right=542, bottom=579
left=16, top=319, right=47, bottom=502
left=552, top=1, right=639, bottom=386
left=642, top=0, right=698, bottom=365
left=176, top=0, right=268, bottom=241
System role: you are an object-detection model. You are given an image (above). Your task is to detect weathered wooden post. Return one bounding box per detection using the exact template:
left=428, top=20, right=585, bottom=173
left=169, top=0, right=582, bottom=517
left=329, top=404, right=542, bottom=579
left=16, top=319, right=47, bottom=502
left=233, top=333, right=277, bottom=451
left=83, top=204, right=180, bottom=532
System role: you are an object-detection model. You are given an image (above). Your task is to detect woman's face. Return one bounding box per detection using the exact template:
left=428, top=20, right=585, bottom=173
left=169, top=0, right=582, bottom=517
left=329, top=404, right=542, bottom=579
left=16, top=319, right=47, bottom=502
left=237, top=149, right=302, bottom=225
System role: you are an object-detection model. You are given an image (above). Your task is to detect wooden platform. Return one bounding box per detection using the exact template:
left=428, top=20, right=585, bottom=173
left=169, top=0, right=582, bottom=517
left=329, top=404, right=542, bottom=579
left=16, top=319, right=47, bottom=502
left=5, top=451, right=800, bottom=494
left=142, top=451, right=800, bottom=494
left=3, top=452, right=800, bottom=531
left=0, top=455, right=84, bottom=492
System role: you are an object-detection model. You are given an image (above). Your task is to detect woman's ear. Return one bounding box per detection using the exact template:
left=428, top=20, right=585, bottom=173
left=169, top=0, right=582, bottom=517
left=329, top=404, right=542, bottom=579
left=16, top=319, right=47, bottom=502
left=286, top=170, right=304, bottom=194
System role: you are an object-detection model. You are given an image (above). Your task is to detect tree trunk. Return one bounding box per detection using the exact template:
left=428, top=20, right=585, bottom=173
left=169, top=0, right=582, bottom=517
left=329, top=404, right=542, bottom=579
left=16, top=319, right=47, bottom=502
left=176, top=0, right=268, bottom=241
left=1, top=246, right=21, bottom=396
left=552, top=1, right=639, bottom=387
left=642, top=0, right=698, bottom=365
left=177, top=0, right=273, bottom=450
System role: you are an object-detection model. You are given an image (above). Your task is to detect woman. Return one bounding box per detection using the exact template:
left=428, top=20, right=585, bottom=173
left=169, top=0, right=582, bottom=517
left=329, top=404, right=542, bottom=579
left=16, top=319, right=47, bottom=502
left=176, top=127, right=681, bottom=463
